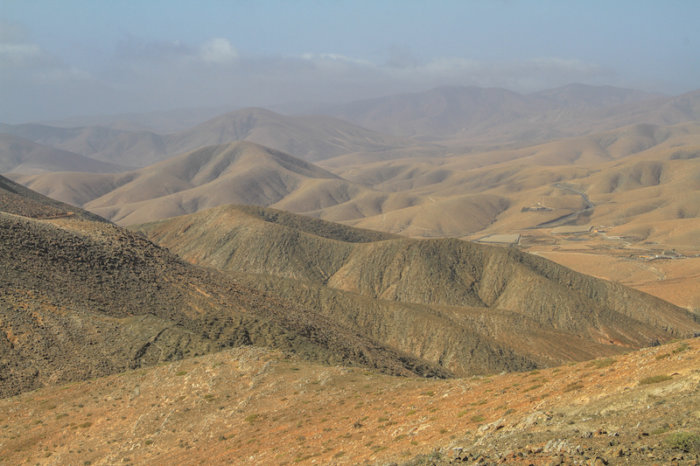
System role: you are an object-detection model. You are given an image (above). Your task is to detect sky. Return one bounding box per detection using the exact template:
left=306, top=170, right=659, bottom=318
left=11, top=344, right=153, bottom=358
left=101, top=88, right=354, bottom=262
left=1, top=0, right=699, bottom=123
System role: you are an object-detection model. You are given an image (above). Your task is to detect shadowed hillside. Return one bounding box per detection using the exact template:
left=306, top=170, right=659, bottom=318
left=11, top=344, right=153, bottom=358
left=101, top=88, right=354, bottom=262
left=135, top=205, right=700, bottom=374
left=0, top=175, right=451, bottom=398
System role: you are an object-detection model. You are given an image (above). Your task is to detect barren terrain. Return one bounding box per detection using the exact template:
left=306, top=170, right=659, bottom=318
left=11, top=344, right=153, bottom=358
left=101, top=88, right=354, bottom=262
left=1, top=339, right=697, bottom=465
left=1, top=83, right=700, bottom=464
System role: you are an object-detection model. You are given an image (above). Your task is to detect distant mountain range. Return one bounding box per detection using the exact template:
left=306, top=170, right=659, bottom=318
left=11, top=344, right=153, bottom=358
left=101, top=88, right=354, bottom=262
left=0, top=134, right=126, bottom=174
left=3, top=84, right=700, bottom=174
left=324, top=84, right=700, bottom=144
left=0, top=107, right=421, bottom=168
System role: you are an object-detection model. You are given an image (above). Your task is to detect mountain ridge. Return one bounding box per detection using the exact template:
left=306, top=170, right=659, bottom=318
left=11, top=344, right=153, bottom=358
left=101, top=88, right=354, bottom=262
left=134, top=203, right=700, bottom=375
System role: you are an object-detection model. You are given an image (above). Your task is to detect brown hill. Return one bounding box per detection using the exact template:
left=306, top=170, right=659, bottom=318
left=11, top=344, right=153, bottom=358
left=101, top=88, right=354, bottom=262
left=12, top=119, right=700, bottom=257
left=1, top=339, right=697, bottom=465
left=0, top=122, right=168, bottom=168
left=0, top=134, right=125, bottom=174
left=135, top=204, right=700, bottom=374
left=321, top=122, right=700, bottom=251
left=0, top=175, right=451, bottom=398
left=167, top=107, right=423, bottom=162
left=0, top=107, right=427, bottom=167
left=13, top=141, right=372, bottom=225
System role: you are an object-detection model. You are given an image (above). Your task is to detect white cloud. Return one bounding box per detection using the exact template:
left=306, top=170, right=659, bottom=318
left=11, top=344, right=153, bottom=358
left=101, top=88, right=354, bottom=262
left=0, top=43, right=42, bottom=66
left=200, top=38, right=238, bottom=64
left=0, top=31, right=615, bottom=123
left=301, top=52, right=373, bottom=67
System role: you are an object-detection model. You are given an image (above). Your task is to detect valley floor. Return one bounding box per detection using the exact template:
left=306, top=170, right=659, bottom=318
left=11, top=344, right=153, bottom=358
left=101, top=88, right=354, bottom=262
left=1, top=339, right=698, bottom=465
left=467, top=227, right=700, bottom=312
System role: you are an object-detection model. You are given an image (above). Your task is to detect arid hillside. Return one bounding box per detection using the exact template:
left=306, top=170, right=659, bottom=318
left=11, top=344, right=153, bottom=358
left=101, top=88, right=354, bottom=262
left=9, top=110, right=700, bottom=315
left=1, top=338, right=697, bottom=465
left=12, top=141, right=375, bottom=225
left=0, top=175, right=452, bottom=398
left=3, top=174, right=697, bottom=400
left=135, top=204, right=700, bottom=375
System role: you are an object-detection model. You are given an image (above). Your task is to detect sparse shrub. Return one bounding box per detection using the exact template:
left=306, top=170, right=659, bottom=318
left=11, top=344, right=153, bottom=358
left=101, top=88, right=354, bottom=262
left=587, top=357, right=615, bottom=369
left=651, top=425, right=670, bottom=435
left=470, top=414, right=485, bottom=423
left=144, top=439, right=153, bottom=446
left=564, top=382, right=584, bottom=392
left=639, top=375, right=672, bottom=385
left=175, top=371, right=187, bottom=376
left=244, top=414, right=260, bottom=423
left=656, top=353, right=671, bottom=360
left=665, top=432, right=700, bottom=453
left=422, top=390, right=435, bottom=397
left=672, top=342, right=690, bottom=354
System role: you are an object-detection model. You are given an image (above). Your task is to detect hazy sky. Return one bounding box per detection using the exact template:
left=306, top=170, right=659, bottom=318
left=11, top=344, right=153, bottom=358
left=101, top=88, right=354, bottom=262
left=2, top=0, right=699, bottom=123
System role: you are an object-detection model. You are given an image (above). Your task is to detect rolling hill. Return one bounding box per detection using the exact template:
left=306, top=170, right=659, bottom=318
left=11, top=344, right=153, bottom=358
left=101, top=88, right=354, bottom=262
left=134, top=204, right=700, bottom=375
left=166, top=107, right=425, bottom=162
left=0, top=134, right=126, bottom=175
left=3, top=172, right=697, bottom=400
left=0, top=174, right=452, bottom=398
left=12, top=141, right=374, bottom=225
left=0, top=107, right=429, bottom=168
left=12, top=120, right=700, bottom=254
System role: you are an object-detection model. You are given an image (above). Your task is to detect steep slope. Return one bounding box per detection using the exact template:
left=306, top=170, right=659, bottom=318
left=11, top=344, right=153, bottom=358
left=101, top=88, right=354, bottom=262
left=13, top=141, right=373, bottom=225
left=0, top=134, right=126, bottom=174
left=0, top=175, right=450, bottom=398
left=135, top=205, right=700, bottom=373
left=2, top=339, right=697, bottom=465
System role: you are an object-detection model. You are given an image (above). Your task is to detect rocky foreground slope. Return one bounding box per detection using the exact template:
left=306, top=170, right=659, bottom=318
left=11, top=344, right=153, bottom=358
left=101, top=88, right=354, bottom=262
left=0, top=338, right=697, bottom=465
